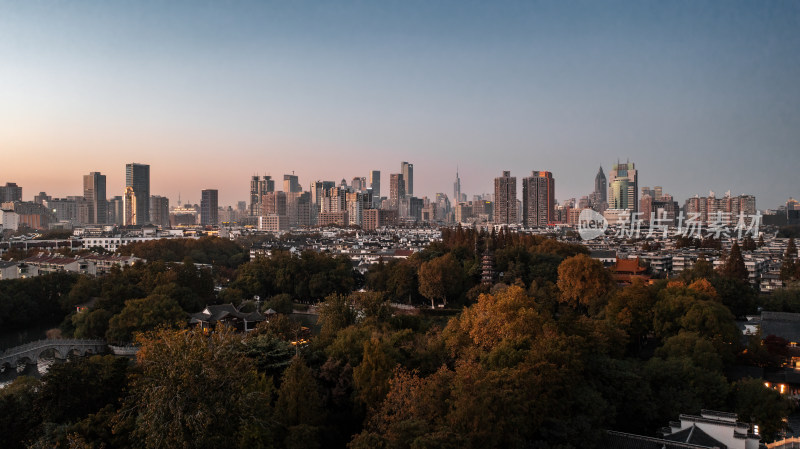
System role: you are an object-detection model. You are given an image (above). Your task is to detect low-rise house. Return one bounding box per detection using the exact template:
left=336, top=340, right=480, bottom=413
left=82, top=254, right=139, bottom=275
left=607, top=409, right=760, bottom=449
left=22, top=254, right=92, bottom=276
left=0, top=260, right=18, bottom=280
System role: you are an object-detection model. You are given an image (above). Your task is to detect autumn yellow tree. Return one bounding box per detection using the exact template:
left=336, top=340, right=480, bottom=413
left=557, top=254, right=615, bottom=315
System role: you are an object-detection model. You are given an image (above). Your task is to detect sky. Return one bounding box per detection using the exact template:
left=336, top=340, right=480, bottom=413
left=1, top=0, right=798, bottom=209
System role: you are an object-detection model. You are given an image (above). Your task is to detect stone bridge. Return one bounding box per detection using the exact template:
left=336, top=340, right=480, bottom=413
left=0, top=339, right=108, bottom=370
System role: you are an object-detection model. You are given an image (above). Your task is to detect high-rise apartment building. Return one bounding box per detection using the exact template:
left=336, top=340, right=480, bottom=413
left=609, top=161, right=638, bottom=213
left=494, top=171, right=517, bottom=225
left=401, top=162, right=413, bottom=197
left=123, top=186, right=136, bottom=226
left=261, top=191, right=287, bottom=216
left=389, top=173, right=405, bottom=210
left=125, top=163, right=150, bottom=224
left=150, top=195, right=170, bottom=227
left=250, top=175, right=276, bottom=216
left=0, top=182, right=23, bottom=203
left=522, top=171, right=555, bottom=227
left=201, top=189, right=219, bottom=226
left=249, top=176, right=260, bottom=216
left=83, top=172, right=107, bottom=224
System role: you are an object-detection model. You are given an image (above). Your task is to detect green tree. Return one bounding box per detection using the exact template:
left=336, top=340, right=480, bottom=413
left=418, top=254, right=466, bottom=308
left=317, top=294, right=356, bottom=342
left=117, top=327, right=268, bottom=449
left=274, top=356, right=324, bottom=448
left=720, top=242, right=749, bottom=282
left=781, top=237, right=798, bottom=281
left=71, top=308, right=113, bottom=339
left=105, top=294, right=186, bottom=344
left=353, top=337, right=395, bottom=413
left=0, top=376, right=42, bottom=449
left=35, top=355, right=128, bottom=424
left=731, top=378, right=793, bottom=442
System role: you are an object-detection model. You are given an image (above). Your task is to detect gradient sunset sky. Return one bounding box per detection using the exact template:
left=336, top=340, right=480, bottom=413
left=1, top=1, right=798, bottom=208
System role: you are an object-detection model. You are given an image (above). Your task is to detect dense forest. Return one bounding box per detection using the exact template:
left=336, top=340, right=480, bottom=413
left=0, top=231, right=798, bottom=448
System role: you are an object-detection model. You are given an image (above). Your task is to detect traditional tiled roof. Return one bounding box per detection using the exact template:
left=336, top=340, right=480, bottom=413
left=22, top=255, right=80, bottom=266
left=605, top=430, right=718, bottom=449
left=664, top=425, right=727, bottom=449
left=761, top=311, right=800, bottom=342
left=613, top=257, right=647, bottom=274
left=189, top=304, right=266, bottom=324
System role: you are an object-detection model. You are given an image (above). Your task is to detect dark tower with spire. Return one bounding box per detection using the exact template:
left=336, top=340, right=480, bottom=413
left=594, top=166, right=607, bottom=203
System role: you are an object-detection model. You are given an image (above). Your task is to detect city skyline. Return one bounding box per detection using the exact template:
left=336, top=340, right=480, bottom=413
left=1, top=2, right=798, bottom=207
left=1, top=159, right=796, bottom=212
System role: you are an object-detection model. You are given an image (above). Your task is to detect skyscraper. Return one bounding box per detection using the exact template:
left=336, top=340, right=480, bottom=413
left=494, top=171, right=517, bottom=225
left=150, top=195, right=170, bottom=227
left=283, top=174, right=301, bottom=193
left=123, top=186, right=136, bottom=226
left=83, top=172, right=107, bottom=224
left=594, top=166, right=606, bottom=204
left=250, top=175, right=275, bottom=216
left=609, top=161, right=638, bottom=213
left=370, top=170, right=381, bottom=206
left=249, top=175, right=260, bottom=216
left=522, top=171, right=554, bottom=227
left=0, top=183, right=22, bottom=203
left=453, top=168, right=461, bottom=205
left=125, top=163, right=150, bottom=224
left=389, top=173, right=405, bottom=210
left=201, top=189, right=219, bottom=226
left=401, top=162, right=413, bottom=197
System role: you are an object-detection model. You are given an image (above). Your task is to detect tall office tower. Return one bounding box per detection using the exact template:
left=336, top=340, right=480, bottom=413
left=389, top=173, right=405, bottom=209
left=594, top=167, right=606, bottom=203
left=83, top=172, right=107, bottom=224
left=494, top=171, right=517, bottom=225
left=0, top=182, right=22, bottom=202
left=108, top=196, right=124, bottom=224
left=283, top=174, right=302, bottom=193
left=351, top=177, right=363, bottom=191
left=123, top=186, right=136, bottom=226
left=150, top=195, right=170, bottom=228
left=370, top=171, right=381, bottom=203
left=401, top=162, right=413, bottom=197
left=522, top=171, right=555, bottom=227
left=201, top=189, right=219, bottom=226
left=125, top=163, right=150, bottom=224
left=609, top=161, right=638, bottom=213
left=453, top=168, right=461, bottom=205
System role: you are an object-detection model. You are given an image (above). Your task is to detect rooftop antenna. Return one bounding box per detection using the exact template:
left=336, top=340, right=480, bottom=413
left=178, top=192, right=181, bottom=206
